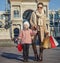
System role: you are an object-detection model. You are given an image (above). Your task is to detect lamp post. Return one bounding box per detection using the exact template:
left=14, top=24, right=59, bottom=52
left=3, top=11, right=10, bottom=29
left=3, top=0, right=11, bottom=29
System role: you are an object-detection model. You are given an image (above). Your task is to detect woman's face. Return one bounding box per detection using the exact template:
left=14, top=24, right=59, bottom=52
left=37, top=4, right=43, bottom=13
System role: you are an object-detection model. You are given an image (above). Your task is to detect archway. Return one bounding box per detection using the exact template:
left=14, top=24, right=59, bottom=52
left=23, top=9, right=33, bottom=22
left=14, top=28, right=19, bottom=38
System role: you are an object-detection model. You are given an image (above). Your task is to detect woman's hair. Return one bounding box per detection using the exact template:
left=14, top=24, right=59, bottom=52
left=37, top=2, right=44, bottom=7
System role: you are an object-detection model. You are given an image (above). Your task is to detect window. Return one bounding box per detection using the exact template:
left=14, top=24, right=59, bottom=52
left=50, top=22, right=53, bottom=27
left=23, top=10, right=33, bottom=21
left=55, top=12, right=59, bottom=20
left=54, top=22, right=58, bottom=27
left=0, top=15, right=4, bottom=20
left=14, top=10, right=19, bottom=18
left=49, top=13, right=53, bottom=20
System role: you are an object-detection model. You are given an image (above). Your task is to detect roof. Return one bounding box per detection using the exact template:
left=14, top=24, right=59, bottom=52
left=8, top=0, right=50, bottom=3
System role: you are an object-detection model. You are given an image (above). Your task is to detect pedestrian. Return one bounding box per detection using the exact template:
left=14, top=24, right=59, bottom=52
left=30, top=2, right=49, bottom=61
left=18, top=21, right=33, bottom=62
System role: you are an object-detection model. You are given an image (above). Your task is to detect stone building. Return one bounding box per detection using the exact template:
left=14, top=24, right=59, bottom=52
left=0, top=11, right=11, bottom=40
left=49, top=10, right=60, bottom=37
left=0, top=0, right=50, bottom=40
left=8, top=0, right=50, bottom=39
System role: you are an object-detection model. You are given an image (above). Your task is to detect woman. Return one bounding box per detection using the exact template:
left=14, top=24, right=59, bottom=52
left=30, top=2, right=49, bottom=61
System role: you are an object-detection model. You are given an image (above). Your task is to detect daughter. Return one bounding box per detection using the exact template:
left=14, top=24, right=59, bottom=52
left=18, top=21, right=33, bottom=62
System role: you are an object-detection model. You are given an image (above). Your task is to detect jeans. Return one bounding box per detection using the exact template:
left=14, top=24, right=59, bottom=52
left=22, top=44, right=30, bottom=60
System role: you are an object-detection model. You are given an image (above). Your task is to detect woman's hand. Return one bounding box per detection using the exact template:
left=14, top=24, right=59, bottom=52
left=45, top=32, right=49, bottom=37
left=31, top=25, right=37, bottom=30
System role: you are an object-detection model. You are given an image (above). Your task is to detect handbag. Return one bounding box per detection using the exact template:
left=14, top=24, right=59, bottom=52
left=43, top=36, right=51, bottom=49
left=17, top=40, right=23, bottom=51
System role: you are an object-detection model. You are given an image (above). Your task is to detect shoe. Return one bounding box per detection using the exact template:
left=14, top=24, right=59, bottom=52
left=23, top=59, right=28, bottom=62
left=34, top=55, right=39, bottom=61
left=39, top=57, right=43, bottom=61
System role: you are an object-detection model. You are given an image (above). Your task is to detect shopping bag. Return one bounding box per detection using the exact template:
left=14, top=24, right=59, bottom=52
left=50, top=36, right=56, bottom=48
left=52, top=36, right=59, bottom=46
left=17, top=44, right=23, bottom=51
left=43, top=36, right=51, bottom=49
left=17, top=40, right=23, bottom=52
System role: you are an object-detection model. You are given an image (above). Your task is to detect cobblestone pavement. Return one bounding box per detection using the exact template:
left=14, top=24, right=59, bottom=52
left=0, top=46, right=60, bottom=63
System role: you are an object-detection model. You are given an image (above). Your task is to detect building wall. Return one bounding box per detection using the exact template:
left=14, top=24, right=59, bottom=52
left=9, top=0, right=50, bottom=39
left=49, top=10, right=60, bottom=37
left=0, top=11, right=11, bottom=40
left=0, top=0, right=50, bottom=40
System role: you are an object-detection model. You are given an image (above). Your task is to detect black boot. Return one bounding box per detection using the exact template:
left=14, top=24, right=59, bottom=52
left=39, top=53, right=43, bottom=61
left=39, top=46, right=43, bottom=61
left=23, top=59, right=28, bottom=62
left=34, top=54, right=39, bottom=61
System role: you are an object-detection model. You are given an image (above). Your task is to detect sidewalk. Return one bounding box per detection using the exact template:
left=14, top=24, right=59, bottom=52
left=0, top=40, right=16, bottom=47
left=0, top=46, right=60, bottom=63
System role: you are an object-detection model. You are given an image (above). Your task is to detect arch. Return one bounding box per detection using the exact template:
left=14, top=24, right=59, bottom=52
left=23, top=9, right=33, bottom=22
left=14, top=28, right=19, bottom=38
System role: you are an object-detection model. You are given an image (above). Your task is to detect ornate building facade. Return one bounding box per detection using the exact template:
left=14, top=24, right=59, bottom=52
left=0, top=0, right=50, bottom=40
left=8, top=0, right=50, bottom=39
left=49, top=10, right=60, bottom=37
left=0, top=11, right=11, bottom=40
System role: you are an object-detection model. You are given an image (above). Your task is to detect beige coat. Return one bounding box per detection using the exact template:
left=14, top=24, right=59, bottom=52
left=30, top=11, right=48, bottom=42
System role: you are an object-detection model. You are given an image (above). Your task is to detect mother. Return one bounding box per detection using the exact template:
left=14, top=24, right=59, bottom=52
left=30, top=2, right=49, bottom=61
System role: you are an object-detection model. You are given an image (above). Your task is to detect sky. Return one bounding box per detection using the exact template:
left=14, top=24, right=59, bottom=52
left=0, top=0, right=60, bottom=11
left=49, top=0, right=60, bottom=10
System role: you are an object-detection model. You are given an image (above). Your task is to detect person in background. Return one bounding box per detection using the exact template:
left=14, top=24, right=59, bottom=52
left=18, top=21, right=33, bottom=62
left=30, top=2, right=49, bottom=61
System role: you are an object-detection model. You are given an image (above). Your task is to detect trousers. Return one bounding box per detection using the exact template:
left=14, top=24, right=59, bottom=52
left=22, top=44, right=29, bottom=60
left=32, top=31, right=44, bottom=60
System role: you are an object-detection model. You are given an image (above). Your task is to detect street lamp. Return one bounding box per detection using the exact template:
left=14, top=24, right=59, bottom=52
left=3, top=11, right=10, bottom=29
left=3, top=0, right=11, bottom=29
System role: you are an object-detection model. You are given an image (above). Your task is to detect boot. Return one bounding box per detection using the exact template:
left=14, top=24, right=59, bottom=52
left=23, top=59, right=28, bottom=62
left=39, top=53, right=43, bottom=61
left=39, top=46, right=43, bottom=61
left=34, top=54, right=39, bottom=61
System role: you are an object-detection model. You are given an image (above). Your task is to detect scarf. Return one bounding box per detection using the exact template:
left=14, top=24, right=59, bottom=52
left=35, top=10, right=44, bottom=26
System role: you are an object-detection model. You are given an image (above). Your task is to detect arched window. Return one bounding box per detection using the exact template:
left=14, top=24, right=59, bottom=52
left=23, top=10, right=33, bottom=22
left=14, top=10, right=19, bottom=18
left=14, top=28, right=19, bottom=37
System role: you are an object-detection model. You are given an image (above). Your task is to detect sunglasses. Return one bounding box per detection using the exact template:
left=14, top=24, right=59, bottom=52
left=38, top=7, right=43, bottom=9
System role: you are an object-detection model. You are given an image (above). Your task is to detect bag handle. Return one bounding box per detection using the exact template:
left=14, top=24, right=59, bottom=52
left=18, top=39, right=21, bottom=44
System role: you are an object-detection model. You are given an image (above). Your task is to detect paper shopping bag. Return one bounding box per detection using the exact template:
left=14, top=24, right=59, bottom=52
left=50, top=36, right=56, bottom=48
left=52, top=36, right=59, bottom=46
left=43, top=36, right=51, bottom=49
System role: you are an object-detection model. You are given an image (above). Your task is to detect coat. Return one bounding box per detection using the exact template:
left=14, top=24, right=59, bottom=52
left=30, top=11, right=48, bottom=42
left=19, top=29, right=32, bottom=44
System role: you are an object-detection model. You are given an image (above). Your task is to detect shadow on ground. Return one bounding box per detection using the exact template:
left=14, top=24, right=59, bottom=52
left=1, top=52, right=35, bottom=61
